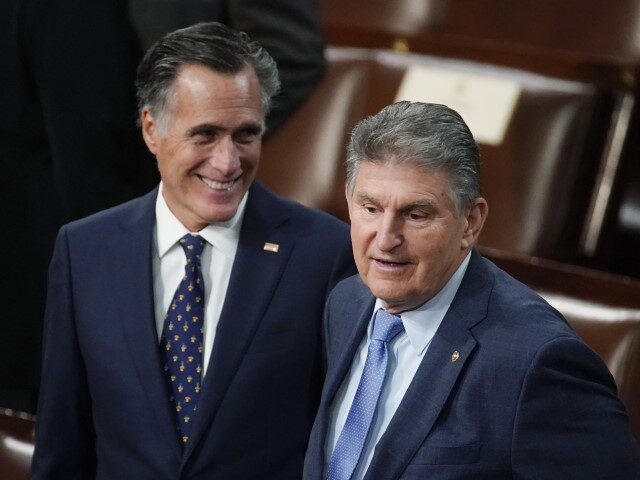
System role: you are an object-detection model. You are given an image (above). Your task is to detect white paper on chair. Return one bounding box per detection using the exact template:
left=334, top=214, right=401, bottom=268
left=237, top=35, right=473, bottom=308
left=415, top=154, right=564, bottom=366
left=394, top=66, right=521, bottom=146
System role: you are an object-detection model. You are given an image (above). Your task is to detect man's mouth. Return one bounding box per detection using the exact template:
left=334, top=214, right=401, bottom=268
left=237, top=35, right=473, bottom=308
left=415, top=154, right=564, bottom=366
left=198, top=175, right=238, bottom=190
left=373, top=258, right=409, bottom=267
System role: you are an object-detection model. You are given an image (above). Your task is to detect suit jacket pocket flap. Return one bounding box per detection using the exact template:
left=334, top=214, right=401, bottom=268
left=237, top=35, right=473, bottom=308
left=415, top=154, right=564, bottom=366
left=410, top=444, right=481, bottom=465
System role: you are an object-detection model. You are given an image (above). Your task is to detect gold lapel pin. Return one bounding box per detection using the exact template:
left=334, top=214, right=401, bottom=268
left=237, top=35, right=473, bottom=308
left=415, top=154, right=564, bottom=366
left=263, top=242, right=279, bottom=253
left=451, top=350, right=460, bottom=363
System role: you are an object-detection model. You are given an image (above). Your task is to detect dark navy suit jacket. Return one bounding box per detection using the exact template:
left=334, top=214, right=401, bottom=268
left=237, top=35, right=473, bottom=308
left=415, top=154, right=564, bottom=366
left=32, top=182, right=356, bottom=479
left=304, top=251, right=640, bottom=479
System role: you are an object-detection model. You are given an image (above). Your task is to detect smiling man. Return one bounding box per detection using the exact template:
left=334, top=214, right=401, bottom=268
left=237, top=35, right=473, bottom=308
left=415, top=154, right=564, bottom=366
left=142, top=61, right=264, bottom=228
left=303, top=102, right=640, bottom=480
left=32, top=23, right=355, bottom=479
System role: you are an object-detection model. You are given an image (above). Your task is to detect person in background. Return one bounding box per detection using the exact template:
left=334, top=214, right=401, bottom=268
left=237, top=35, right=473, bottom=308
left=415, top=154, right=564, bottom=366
left=32, top=22, right=354, bottom=479
left=303, top=101, right=640, bottom=480
left=1, top=0, right=157, bottom=413
left=1, top=0, right=325, bottom=414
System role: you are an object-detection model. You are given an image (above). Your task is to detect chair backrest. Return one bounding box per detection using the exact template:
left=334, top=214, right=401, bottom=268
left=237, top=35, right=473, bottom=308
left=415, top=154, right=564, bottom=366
left=319, top=0, right=640, bottom=91
left=0, top=409, right=35, bottom=480
left=317, top=0, right=640, bottom=268
left=260, top=53, right=372, bottom=222
left=482, top=247, right=640, bottom=441
left=260, top=47, right=611, bottom=259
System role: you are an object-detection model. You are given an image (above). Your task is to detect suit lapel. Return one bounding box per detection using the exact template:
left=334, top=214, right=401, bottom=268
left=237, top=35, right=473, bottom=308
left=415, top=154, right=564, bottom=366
left=110, top=189, right=182, bottom=452
left=363, top=251, right=493, bottom=480
left=306, top=282, right=375, bottom=478
left=363, top=314, right=477, bottom=479
left=183, top=184, right=294, bottom=461
left=324, top=287, right=375, bottom=412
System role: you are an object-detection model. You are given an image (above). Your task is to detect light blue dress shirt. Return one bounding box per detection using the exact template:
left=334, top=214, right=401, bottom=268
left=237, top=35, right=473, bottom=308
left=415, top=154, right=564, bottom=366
left=325, top=253, right=471, bottom=480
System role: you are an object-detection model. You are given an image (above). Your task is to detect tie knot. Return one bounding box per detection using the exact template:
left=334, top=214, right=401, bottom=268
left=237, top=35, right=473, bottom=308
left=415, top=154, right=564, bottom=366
left=371, top=309, right=404, bottom=343
left=179, top=234, right=206, bottom=263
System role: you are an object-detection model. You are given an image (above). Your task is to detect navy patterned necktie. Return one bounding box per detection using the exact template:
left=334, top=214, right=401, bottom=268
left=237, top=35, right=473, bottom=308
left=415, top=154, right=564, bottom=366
left=160, top=234, right=206, bottom=446
left=326, top=309, right=404, bottom=480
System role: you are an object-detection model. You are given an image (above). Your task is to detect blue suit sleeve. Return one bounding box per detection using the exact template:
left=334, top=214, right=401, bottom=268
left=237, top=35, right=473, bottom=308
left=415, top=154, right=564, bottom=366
left=31, top=226, right=97, bottom=479
left=512, top=336, right=640, bottom=478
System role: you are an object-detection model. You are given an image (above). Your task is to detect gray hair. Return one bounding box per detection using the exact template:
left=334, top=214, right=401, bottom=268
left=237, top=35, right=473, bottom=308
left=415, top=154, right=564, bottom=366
left=135, top=22, right=280, bottom=132
left=346, top=101, right=481, bottom=214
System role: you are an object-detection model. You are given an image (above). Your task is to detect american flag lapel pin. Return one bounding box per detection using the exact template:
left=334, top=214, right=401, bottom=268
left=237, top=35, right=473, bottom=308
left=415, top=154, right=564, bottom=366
left=263, top=242, right=279, bottom=253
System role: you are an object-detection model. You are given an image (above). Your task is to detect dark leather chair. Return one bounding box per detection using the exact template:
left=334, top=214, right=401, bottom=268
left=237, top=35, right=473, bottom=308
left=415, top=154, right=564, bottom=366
left=316, top=0, right=640, bottom=275
left=481, top=247, right=640, bottom=441
left=319, top=0, right=640, bottom=90
left=0, top=409, right=35, bottom=480
left=260, top=47, right=610, bottom=260
left=261, top=53, right=372, bottom=222
left=591, top=104, right=640, bottom=278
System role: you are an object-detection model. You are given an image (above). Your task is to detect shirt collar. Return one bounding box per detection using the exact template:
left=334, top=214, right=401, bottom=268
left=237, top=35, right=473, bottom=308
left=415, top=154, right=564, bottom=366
left=374, top=252, right=471, bottom=356
left=154, top=182, right=247, bottom=259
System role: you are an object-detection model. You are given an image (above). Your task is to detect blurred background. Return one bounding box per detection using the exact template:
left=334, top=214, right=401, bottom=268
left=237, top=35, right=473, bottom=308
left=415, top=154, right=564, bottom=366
left=260, top=0, right=640, bottom=281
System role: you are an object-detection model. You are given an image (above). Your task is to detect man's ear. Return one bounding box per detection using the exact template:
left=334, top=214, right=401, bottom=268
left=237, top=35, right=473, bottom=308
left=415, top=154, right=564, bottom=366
left=345, top=183, right=355, bottom=222
left=461, top=197, right=488, bottom=250
left=140, top=108, right=160, bottom=155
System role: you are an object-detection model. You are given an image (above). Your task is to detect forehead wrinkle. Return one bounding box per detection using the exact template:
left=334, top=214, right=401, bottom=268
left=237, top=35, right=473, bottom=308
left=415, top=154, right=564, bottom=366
left=353, top=190, right=439, bottom=208
left=403, top=198, right=438, bottom=208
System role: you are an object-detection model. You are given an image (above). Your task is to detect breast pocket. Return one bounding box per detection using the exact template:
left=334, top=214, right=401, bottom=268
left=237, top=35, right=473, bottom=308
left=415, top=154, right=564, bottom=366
left=410, top=443, right=481, bottom=465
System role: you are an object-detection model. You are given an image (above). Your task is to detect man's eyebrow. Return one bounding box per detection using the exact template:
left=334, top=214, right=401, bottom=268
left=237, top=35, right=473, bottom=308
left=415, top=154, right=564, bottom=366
left=186, top=121, right=264, bottom=138
left=186, top=124, right=219, bottom=137
left=403, top=199, right=437, bottom=209
left=353, top=192, right=437, bottom=209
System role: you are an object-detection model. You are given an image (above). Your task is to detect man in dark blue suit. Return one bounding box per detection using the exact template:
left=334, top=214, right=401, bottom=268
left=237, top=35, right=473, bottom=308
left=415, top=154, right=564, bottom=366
left=303, top=101, right=640, bottom=479
left=32, top=23, right=355, bottom=479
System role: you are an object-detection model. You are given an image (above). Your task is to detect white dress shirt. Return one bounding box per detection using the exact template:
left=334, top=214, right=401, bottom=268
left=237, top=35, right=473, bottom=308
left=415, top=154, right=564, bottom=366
left=325, top=253, right=471, bottom=479
left=152, top=183, right=247, bottom=378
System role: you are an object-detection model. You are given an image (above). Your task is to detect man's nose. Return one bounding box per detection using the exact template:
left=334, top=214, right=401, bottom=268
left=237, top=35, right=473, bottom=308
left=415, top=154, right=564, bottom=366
left=209, top=136, right=240, bottom=175
left=375, top=215, right=403, bottom=252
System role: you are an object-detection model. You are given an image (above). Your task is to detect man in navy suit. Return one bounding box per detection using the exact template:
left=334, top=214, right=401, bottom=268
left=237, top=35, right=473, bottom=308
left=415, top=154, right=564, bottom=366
left=32, top=23, right=355, bottom=479
left=303, top=101, right=640, bottom=479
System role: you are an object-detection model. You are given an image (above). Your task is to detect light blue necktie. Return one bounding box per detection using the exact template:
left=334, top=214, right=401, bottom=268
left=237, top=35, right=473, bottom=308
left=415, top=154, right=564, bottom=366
left=160, top=234, right=206, bottom=446
left=326, top=309, right=404, bottom=480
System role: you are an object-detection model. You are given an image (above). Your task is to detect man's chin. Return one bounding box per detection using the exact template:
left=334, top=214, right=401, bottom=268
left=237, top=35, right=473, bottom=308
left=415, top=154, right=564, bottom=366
left=194, top=191, right=245, bottom=223
left=366, top=285, right=408, bottom=310
left=200, top=207, right=240, bottom=224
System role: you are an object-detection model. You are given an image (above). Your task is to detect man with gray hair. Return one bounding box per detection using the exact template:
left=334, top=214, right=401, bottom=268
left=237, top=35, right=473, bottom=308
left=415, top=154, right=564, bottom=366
left=304, top=101, right=639, bottom=479
left=32, top=22, right=355, bottom=479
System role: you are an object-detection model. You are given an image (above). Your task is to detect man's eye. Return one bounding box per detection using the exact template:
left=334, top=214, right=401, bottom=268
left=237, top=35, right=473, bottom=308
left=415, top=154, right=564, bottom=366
left=407, top=211, right=427, bottom=221
left=193, top=133, right=214, bottom=145
left=235, top=130, right=259, bottom=144
left=363, top=205, right=377, bottom=214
